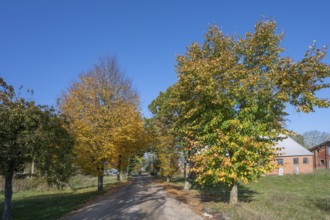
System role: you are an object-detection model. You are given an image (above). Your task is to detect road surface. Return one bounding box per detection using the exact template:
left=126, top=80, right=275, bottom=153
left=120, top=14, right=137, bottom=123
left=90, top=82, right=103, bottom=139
left=64, top=175, right=203, bottom=220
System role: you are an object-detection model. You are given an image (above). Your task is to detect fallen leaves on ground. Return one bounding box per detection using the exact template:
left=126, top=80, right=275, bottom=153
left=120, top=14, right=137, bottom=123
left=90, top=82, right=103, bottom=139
left=154, top=180, right=227, bottom=219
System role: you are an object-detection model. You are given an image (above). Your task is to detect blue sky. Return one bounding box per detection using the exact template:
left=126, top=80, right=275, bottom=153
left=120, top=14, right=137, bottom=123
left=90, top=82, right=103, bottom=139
left=1, top=1, right=329, bottom=134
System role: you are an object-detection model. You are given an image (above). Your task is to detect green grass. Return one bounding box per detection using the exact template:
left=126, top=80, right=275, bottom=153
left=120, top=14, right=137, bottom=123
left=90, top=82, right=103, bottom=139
left=201, top=170, right=330, bottom=220
left=0, top=175, right=118, bottom=220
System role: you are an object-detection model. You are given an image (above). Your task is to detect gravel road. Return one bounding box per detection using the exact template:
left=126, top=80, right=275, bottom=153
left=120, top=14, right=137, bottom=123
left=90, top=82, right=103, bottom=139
left=64, top=175, right=203, bottom=220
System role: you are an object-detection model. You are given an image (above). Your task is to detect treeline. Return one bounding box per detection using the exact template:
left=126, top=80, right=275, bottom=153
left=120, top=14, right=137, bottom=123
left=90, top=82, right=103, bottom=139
left=291, top=130, right=330, bottom=148
left=0, top=78, right=75, bottom=220
left=0, top=57, right=149, bottom=220
left=1, top=19, right=330, bottom=219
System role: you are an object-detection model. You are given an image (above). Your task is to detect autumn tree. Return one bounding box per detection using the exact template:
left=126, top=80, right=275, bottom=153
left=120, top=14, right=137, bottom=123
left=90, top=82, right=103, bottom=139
left=0, top=78, right=74, bottom=220
left=113, top=103, right=147, bottom=181
left=143, top=119, right=161, bottom=176
left=175, top=20, right=330, bottom=204
left=131, top=155, right=148, bottom=173
left=158, top=149, right=180, bottom=182
left=59, top=57, right=145, bottom=191
left=149, top=86, right=181, bottom=182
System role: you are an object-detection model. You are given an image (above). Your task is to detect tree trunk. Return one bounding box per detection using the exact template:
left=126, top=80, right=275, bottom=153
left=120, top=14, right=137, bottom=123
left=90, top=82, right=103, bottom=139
left=97, top=175, right=103, bottom=192
left=183, top=162, right=191, bottom=190
left=166, top=177, right=171, bottom=182
left=183, top=162, right=187, bottom=180
left=31, top=159, right=35, bottom=176
left=2, top=171, right=14, bottom=220
left=126, top=157, right=130, bottom=178
left=119, top=171, right=126, bottom=181
left=117, top=155, right=122, bottom=181
left=184, top=180, right=191, bottom=190
left=229, top=182, right=238, bottom=204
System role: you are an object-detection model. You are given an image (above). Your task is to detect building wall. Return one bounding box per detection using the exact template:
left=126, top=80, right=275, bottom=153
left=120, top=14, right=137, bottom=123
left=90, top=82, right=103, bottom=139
left=313, top=146, right=330, bottom=169
left=268, top=155, right=314, bottom=175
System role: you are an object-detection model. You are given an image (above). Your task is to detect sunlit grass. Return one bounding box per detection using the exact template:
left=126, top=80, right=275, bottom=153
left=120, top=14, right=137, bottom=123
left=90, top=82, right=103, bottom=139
left=202, top=170, right=330, bottom=220
left=0, top=175, right=118, bottom=220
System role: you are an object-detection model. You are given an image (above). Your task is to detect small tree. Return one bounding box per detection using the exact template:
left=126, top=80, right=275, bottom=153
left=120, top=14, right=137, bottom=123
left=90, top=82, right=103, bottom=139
left=0, top=78, right=74, bottom=220
left=159, top=149, right=180, bottom=182
left=149, top=87, right=182, bottom=182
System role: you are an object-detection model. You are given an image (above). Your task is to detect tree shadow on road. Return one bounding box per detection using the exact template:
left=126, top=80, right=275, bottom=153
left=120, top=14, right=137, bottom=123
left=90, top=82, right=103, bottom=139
left=63, top=176, right=169, bottom=220
left=95, top=179, right=167, bottom=220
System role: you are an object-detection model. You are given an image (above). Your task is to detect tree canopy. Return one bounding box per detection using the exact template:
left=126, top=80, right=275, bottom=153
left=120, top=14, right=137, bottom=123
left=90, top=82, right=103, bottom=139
left=59, top=57, right=147, bottom=191
left=303, top=130, right=330, bottom=147
left=148, top=86, right=181, bottom=182
left=151, top=20, right=330, bottom=204
left=0, top=77, right=74, bottom=220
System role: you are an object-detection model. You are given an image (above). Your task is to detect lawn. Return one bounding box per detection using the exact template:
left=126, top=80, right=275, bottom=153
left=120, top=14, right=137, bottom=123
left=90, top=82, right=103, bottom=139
left=201, top=170, right=330, bottom=220
left=0, top=175, right=119, bottom=220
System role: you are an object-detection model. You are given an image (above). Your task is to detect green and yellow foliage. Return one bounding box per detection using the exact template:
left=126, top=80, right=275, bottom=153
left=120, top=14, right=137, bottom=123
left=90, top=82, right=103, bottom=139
left=148, top=87, right=181, bottom=181
left=172, top=20, right=330, bottom=203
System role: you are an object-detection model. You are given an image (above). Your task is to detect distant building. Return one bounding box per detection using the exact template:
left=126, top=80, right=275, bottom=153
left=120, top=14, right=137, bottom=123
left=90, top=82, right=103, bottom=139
left=310, top=141, right=330, bottom=169
left=269, top=136, right=314, bottom=175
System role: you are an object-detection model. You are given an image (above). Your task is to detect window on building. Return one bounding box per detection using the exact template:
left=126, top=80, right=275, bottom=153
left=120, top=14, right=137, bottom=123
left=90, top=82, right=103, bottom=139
left=277, top=159, right=284, bottom=165
left=328, top=147, right=330, bottom=156
left=303, top=157, right=308, bottom=164
left=320, top=160, right=325, bottom=165
left=293, top=158, right=299, bottom=165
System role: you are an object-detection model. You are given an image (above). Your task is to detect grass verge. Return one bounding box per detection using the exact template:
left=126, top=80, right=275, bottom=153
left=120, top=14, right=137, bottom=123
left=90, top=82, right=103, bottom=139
left=156, top=170, right=330, bottom=220
left=0, top=175, right=122, bottom=220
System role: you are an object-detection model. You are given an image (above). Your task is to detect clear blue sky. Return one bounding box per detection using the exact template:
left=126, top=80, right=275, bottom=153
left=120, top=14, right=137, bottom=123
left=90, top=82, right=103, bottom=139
left=1, top=1, right=329, bottom=134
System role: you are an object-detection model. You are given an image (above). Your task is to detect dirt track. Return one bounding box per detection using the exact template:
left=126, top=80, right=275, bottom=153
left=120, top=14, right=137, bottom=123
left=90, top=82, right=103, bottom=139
left=63, top=175, right=203, bottom=220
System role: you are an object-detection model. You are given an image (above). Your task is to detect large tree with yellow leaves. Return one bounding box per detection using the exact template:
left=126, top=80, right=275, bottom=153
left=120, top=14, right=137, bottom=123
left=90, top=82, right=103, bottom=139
left=59, top=57, right=145, bottom=191
left=174, top=20, right=330, bottom=204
